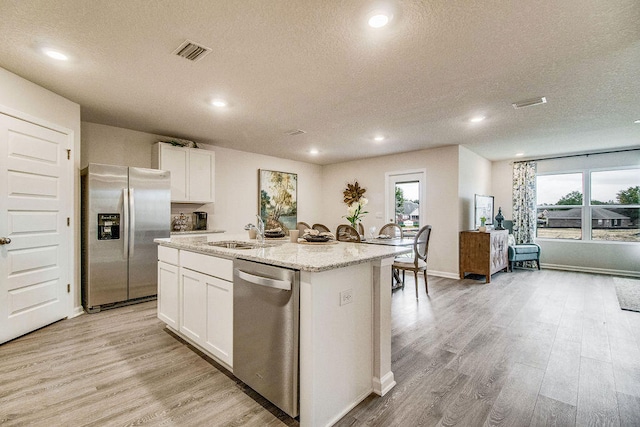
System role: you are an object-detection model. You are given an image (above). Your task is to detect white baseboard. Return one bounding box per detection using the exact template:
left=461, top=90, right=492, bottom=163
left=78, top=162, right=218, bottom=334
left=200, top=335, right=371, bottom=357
left=542, top=263, right=640, bottom=278
left=427, top=270, right=460, bottom=280
left=70, top=306, right=85, bottom=318
left=325, top=387, right=374, bottom=427
left=373, top=371, right=396, bottom=396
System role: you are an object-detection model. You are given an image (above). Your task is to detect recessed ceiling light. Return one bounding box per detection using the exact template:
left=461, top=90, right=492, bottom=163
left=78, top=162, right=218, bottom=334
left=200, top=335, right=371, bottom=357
left=374, top=135, right=385, bottom=142
left=211, top=99, right=227, bottom=107
left=368, top=13, right=390, bottom=28
left=309, top=149, right=319, bottom=155
left=515, top=153, right=525, bottom=157
left=634, top=119, right=640, bottom=124
left=43, top=49, right=68, bottom=61
left=469, top=116, right=485, bottom=123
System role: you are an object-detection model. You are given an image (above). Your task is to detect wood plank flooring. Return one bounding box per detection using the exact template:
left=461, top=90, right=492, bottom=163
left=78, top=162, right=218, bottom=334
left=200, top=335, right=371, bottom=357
left=1, top=269, right=639, bottom=426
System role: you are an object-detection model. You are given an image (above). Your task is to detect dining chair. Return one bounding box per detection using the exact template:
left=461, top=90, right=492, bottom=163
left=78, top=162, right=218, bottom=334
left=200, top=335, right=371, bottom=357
left=379, top=223, right=403, bottom=238
left=392, top=225, right=432, bottom=298
left=312, top=223, right=331, bottom=233
left=336, top=224, right=361, bottom=242
left=297, top=222, right=311, bottom=234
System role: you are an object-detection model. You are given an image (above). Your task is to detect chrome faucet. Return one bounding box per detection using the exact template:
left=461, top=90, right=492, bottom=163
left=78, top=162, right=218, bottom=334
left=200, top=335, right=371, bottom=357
left=255, top=215, right=265, bottom=244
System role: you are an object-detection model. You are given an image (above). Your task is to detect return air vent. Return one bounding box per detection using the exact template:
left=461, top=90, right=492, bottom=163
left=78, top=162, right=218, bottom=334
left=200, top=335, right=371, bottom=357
left=286, top=129, right=306, bottom=136
left=512, top=97, right=547, bottom=109
left=173, top=40, right=212, bottom=62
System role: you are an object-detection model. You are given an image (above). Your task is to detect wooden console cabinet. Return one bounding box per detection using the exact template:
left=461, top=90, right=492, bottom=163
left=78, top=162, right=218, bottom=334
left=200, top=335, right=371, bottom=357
left=459, top=229, right=508, bottom=283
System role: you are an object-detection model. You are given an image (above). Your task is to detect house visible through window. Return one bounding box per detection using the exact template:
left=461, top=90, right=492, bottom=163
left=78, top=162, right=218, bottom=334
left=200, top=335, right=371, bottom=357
left=536, top=173, right=583, bottom=240
left=590, top=168, right=640, bottom=242
left=536, top=168, right=639, bottom=242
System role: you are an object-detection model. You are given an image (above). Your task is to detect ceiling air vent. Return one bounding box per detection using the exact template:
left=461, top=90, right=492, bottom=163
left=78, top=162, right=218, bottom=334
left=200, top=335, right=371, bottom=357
left=286, top=129, right=306, bottom=136
left=512, top=97, right=547, bottom=109
left=173, top=40, right=212, bottom=62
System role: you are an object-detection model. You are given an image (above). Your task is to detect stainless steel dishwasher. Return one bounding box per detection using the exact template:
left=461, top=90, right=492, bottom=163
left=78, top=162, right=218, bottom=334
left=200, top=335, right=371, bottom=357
left=233, top=259, right=300, bottom=418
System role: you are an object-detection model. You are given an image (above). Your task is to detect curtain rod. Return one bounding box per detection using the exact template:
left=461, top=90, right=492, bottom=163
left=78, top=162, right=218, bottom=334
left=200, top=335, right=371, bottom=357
left=512, top=147, right=640, bottom=164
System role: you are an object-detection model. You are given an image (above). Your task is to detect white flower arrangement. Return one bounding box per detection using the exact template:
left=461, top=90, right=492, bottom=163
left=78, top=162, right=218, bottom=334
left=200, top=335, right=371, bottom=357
left=344, top=197, right=368, bottom=228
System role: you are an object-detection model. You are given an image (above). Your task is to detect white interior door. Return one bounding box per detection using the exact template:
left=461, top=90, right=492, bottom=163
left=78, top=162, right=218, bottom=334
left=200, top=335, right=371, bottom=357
left=0, top=113, right=72, bottom=344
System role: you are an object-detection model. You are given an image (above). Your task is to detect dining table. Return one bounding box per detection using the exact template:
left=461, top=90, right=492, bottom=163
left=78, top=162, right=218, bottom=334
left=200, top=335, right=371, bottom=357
left=360, top=236, right=415, bottom=289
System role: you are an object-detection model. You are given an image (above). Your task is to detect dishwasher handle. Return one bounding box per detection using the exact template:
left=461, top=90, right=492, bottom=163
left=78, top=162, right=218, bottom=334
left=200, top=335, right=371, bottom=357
left=235, top=269, right=291, bottom=291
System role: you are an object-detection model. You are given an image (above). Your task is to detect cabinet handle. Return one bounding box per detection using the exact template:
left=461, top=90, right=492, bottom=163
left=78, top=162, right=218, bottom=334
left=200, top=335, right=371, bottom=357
left=0, top=237, right=11, bottom=245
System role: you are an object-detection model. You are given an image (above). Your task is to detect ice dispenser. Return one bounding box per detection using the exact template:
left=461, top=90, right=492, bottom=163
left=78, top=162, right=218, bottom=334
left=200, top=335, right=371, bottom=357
left=97, top=213, right=120, bottom=240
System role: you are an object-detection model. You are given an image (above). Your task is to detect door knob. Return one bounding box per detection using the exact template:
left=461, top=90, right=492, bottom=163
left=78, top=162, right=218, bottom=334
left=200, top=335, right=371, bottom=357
left=0, top=237, right=11, bottom=245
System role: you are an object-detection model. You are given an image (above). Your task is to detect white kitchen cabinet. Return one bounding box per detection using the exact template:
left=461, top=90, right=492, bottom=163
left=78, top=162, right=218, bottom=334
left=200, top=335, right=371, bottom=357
left=179, top=267, right=207, bottom=344
left=204, top=276, right=233, bottom=365
left=152, top=142, right=215, bottom=203
left=157, top=247, right=180, bottom=330
left=160, top=249, right=233, bottom=368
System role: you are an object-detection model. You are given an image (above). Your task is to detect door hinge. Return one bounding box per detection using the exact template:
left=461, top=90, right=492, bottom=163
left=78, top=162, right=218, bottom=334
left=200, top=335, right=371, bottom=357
left=67, top=217, right=70, bottom=226
left=66, top=149, right=71, bottom=160
left=67, top=284, right=71, bottom=293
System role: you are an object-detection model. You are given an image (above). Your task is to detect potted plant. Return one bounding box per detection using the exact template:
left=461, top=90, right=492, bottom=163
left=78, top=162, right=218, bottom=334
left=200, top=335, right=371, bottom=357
left=479, top=216, right=487, bottom=232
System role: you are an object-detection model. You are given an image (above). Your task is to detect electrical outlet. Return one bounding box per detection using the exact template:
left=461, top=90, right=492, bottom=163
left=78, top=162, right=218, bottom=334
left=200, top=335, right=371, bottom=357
left=340, top=289, right=353, bottom=306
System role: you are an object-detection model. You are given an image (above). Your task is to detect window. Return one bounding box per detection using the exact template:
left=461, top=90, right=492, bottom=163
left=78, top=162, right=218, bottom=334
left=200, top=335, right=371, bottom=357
left=395, top=181, right=420, bottom=230
left=385, top=170, right=425, bottom=237
left=536, top=173, right=583, bottom=240
left=536, top=168, right=640, bottom=242
left=590, top=169, right=640, bottom=242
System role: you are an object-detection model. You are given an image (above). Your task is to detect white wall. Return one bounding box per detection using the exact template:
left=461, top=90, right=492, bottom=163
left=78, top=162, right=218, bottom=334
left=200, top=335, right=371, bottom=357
left=81, top=122, right=324, bottom=234
left=320, top=146, right=461, bottom=278
left=491, top=160, right=513, bottom=219
left=492, top=151, right=640, bottom=276
left=459, top=146, right=492, bottom=231
left=0, top=67, right=82, bottom=313
left=81, top=123, right=159, bottom=169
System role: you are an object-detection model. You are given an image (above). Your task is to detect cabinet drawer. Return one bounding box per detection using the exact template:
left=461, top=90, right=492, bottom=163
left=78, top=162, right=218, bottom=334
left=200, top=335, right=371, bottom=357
left=181, top=250, right=233, bottom=281
left=158, top=246, right=179, bottom=265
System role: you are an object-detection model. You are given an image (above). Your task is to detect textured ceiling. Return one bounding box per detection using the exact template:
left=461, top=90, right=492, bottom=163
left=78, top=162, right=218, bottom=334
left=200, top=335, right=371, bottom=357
left=0, top=0, right=639, bottom=165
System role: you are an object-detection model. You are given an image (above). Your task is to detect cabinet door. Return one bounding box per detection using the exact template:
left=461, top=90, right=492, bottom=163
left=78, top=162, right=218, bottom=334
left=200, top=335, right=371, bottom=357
left=204, top=276, right=233, bottom=366
left=180, top=268, right=206, bottom=344
left=188, top=149, right=215, bottom=203
left=157, top=261, right=179, bottom=329
left=160, top=145, right=188, bottom=202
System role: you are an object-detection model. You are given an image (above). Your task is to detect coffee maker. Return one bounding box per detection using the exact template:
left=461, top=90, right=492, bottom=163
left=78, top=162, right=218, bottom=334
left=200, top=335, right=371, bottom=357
left=193, top=211, right=207, bottom=231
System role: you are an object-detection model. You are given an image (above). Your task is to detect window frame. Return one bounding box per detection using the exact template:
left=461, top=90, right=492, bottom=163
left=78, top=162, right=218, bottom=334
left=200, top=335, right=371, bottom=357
left=536, top=166, right=639, bottom=244
left=536, top=171, right=585, bottom=241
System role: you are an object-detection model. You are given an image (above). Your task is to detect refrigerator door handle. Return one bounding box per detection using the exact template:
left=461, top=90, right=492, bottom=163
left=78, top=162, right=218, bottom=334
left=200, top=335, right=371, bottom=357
left=129, top=188, right=135, bottom=258
left=123, top=188, right=129, bottom=260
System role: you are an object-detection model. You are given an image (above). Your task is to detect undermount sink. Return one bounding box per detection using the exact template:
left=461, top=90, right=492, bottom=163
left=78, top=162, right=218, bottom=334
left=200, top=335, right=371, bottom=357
left=207, top=240, right=274, bottom=250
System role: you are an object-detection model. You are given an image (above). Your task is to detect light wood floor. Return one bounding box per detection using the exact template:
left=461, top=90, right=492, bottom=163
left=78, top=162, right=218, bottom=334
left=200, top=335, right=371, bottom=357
left=1, top=270, right=639, bottom=426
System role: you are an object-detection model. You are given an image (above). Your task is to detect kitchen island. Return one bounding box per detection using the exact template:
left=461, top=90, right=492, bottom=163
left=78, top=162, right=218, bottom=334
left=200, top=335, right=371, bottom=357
left=156, top=234, right=410, bottom=427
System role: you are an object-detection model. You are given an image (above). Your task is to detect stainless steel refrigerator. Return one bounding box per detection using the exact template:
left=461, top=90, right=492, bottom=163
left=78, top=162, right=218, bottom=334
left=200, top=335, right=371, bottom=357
left=81, top=163, right=170, bottom=313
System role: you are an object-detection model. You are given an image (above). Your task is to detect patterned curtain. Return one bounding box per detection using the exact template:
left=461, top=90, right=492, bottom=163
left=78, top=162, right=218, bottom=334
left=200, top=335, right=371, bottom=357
left=512, top=161, right=537, bottom=245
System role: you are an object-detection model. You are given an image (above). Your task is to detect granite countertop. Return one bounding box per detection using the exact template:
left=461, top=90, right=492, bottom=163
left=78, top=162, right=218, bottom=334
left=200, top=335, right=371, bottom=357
left=170, top=229, right=226, bottom=235
left=155, top=233, right=411, bottom=272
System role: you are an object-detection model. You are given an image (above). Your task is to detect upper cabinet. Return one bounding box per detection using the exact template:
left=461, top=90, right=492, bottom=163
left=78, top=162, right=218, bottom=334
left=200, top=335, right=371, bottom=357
left=152, top=143, right=215, bottom=203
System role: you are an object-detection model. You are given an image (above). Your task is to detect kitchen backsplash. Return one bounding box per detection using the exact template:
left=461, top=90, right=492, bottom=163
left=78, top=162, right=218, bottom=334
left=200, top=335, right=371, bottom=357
left=170, top=203, right=212, bottom=231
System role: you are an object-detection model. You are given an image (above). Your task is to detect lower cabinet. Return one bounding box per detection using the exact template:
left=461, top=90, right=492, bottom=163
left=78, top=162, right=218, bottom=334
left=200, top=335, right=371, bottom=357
left=157, top=246, right=233, bottom=368
left=179, top=267, right=233, bottom=366
left=204, top=275, right=233, bottom=365
left=157, top=261, right=179, bottom=329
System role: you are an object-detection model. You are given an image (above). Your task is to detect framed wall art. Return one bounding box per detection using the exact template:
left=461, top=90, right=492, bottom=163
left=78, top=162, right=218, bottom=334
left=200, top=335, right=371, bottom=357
left=474, top=194, right=494, bottom=229
left=258, top=169, right=297, bottom=232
